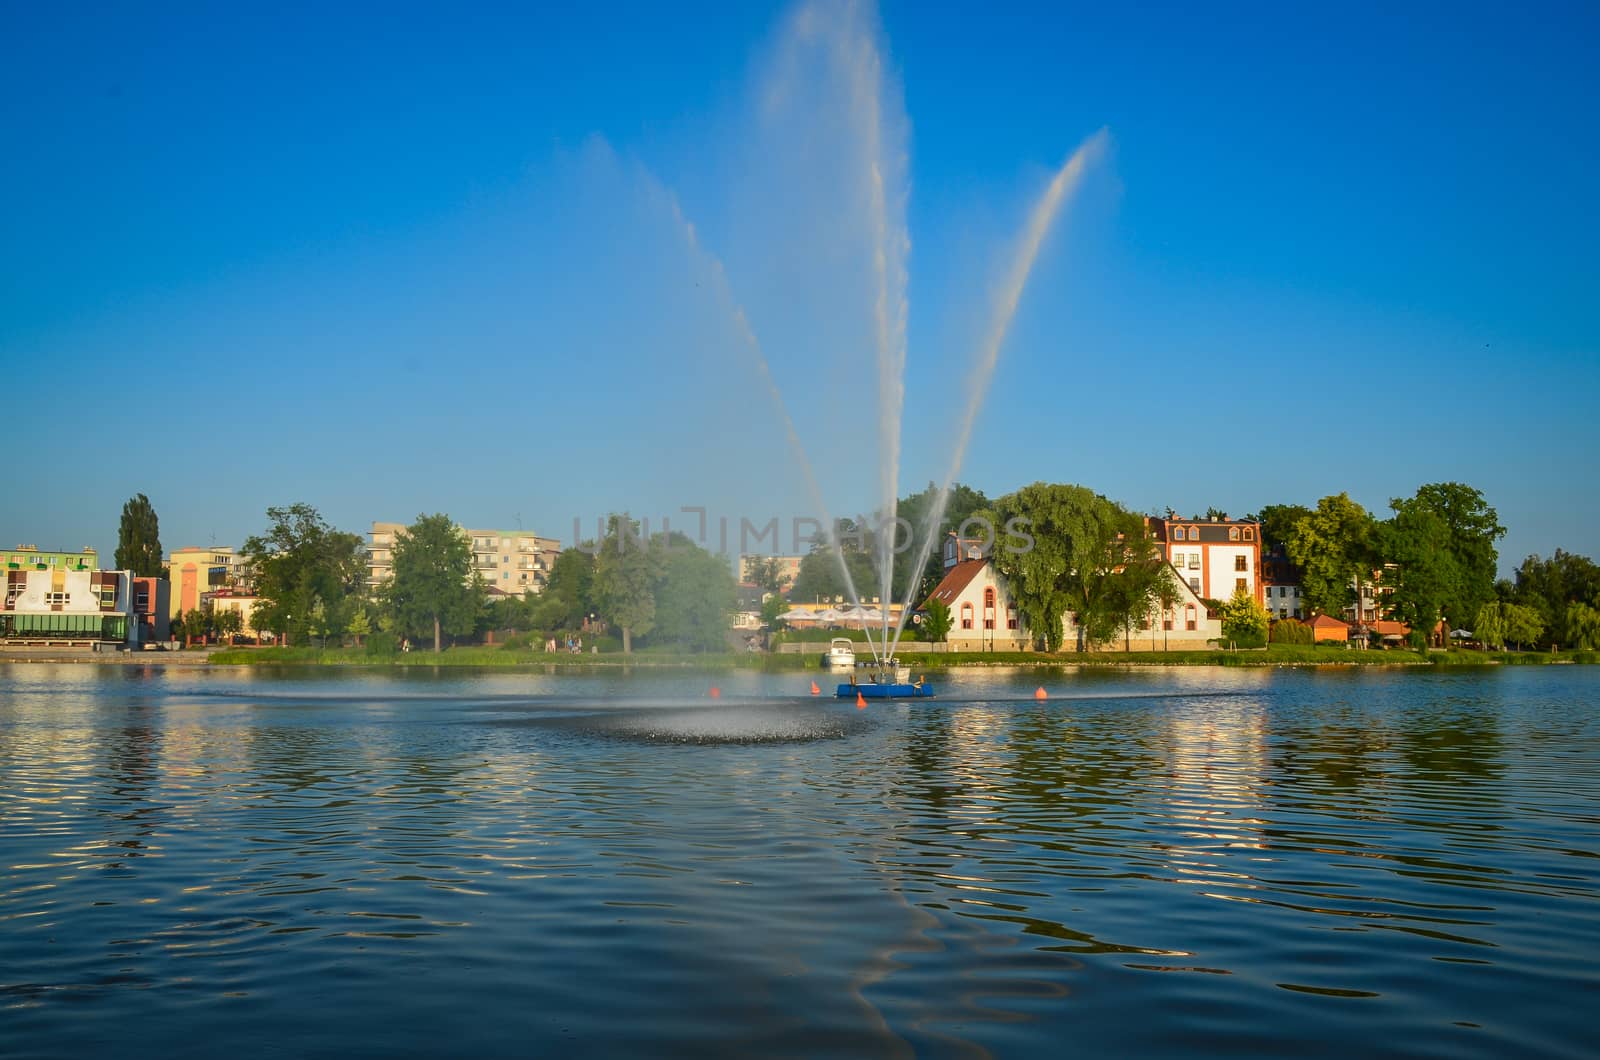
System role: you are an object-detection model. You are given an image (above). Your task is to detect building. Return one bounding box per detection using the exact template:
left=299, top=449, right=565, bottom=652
left=166, top=546, right=248, bottom=618
left=132, top=577, right=170, bottom=644
left=203, top=587, right=263, bottom=640
left=1147, top=516, right=1263, bottom=606
left=924, top=556, right=1027, bottom=650
left=1260, top=545, right=1305, bottom=620
left=1306, top=614, right=1351, bottom=644
left=1, top=568, right=143, bottom=646
left=369, top=521, right=561, bottom=599
left=738, top=554, right=805, bottom=590
left=5, top=545, right=98, bottom=572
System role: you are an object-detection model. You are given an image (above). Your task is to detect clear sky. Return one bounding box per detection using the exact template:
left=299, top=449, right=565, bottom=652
left=4, top=0, right=1596, bottom=575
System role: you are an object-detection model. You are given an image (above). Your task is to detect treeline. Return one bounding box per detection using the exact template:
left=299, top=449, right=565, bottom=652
left=236, top=506, right=736, bottom=654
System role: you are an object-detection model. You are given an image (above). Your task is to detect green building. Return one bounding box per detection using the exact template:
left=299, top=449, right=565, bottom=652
left=5, top=545, right=98, bottom=572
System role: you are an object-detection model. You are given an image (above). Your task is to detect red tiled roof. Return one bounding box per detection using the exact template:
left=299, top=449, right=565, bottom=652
left=922, top=559, right=986, bottom=609
left=1306, top=614, right=1349, bottom=629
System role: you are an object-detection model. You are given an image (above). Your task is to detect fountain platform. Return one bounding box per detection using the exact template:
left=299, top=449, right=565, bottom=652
left=836, top=681, right=935, bottom=699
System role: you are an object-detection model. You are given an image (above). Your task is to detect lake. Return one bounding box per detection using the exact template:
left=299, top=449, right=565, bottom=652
left=2, top=663, right=1596, bottom=1058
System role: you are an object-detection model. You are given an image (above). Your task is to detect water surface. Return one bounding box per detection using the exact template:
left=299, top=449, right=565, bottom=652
left=2, top=664, right=1596, bottom=1058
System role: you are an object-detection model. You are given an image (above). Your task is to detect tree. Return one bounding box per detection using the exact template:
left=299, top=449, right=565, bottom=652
left=651, top=537, right=736, bottom=652
left=789, top=540, right=876, bottom=604
left=215, top=608, right=243, bottom=643
left=894, top=481, right=991, bottom=602
left=347, top=606, right=371, bottom=648
left=1506, top=550, right=1600, bottom=649
left=982, top=483, right=1162, bottom=651
left=1503, top=603, right=1545, bottom=651
left=1258, top=503, right=1313, bottom=552
left=1392, top=483, right=1504, bottom=628
left=1379, top=503, right=1455, bottom=646
left=243, top=503, right=367, bottom=648
left=536, top=548, right=597, bottom=631
left=747, top=556, right=789, bottom=595
left=115, top=494, right=163, bottom=577
left=760, top=593, right=788, bottom=628
left=592, top=516, right=662, bottom=654
left=1217, top=586, right=1270, bottom=648
left=922, top=598, right=953, bottom=645
left=1475, top=601, right=1507, bottom=651
left=1285, top=493, right=1379, bottom=619
left=387, top=513, right=478, bottom=653
left=1565, top=602, right=1600, bottom=651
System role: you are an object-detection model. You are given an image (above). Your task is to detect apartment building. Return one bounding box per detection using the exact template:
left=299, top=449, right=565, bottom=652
left=1147, top=516, right=1264, bottom=606
left=369, top=521, right=561, bottom=598
left=166, top=545, right=249, bottom=618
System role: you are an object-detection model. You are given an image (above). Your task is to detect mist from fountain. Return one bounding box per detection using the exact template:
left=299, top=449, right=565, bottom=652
left=887, top=129, right=1109, bottom=657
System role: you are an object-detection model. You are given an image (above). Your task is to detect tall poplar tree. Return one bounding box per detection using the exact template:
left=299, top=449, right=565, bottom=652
left=115, top=493, right=163, bottom=576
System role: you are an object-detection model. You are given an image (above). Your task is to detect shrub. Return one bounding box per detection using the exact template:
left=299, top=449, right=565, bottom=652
left=366, top=631, right=399, bottom=657
left=1271, top=618, right=1313, bottom=645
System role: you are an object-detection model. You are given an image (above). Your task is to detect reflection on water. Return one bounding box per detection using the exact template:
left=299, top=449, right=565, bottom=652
left=0, top=664, right=1597, bottom=1058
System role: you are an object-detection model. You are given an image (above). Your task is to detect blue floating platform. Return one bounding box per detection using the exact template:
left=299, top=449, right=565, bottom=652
left=837, top=682, right=936, bottom=699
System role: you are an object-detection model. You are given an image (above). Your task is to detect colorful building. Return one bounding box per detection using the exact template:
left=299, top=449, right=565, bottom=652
left=166, top=546, right=248, bottom=618
left=5, top=545, right=97, bottom=572
left=1147, top=516, right=1264, bottom=606
left=1, top=568, right=139, bottom=645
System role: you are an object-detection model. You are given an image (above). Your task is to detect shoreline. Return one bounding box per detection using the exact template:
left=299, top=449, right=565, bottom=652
left=2, top=647, right=1588, bottom=670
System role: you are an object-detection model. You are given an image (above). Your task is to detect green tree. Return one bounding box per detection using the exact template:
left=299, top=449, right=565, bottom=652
left=347, top=605, right=371, bottom=648
left=1392, top=483, right=1504, bottom=628
left=243, top=503, right=367, bottom=647
left=1475, top=601, right=1507, bottom=651
left=592, top=516, right=663, bottom=654
left=747, top=556, right=789, bottom=595
left=1503, top=603, right=1545, bottom=651
left=1286, top=493, right=1379, bottom=618
left=789, top=537, right=877, bottom=604
left=1258, top=503, right=1313, bottom=552
left=1217, top=586, right=1270, bottom=647
left=760, top=593, right=788, bottom=628
left=921, top=598, right=953, bottom=645
left=983, top=483, right=1161, bottom=651
left=894, top=481, right=991, bottom=602
left=536, top=548, right=598, bottom=631
left=651, top=537, right=736, bottom=652
left=387, top=513, right=478, bottom=653
left=1379, top=502, right=1456, bottom=646
left=115, top=493, right=164, bottom=577
left=1564, top=602, right=1600, bottom=651
left=1507, top=550, right=1600, bottom=648
left=215, top=608, right=243, bottom=643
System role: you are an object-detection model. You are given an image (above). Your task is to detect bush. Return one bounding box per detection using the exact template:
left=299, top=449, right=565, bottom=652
left=1270, top=618, right=1313, bottom=645
left=366, top=631, right=399, bottom=657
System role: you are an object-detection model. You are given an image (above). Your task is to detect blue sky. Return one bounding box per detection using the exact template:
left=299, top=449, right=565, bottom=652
left=4, top=0, right=1596, bottom=574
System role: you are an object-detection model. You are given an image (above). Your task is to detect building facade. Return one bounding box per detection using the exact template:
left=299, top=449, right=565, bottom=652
left=166, top=546, right=248, bottom=618
left=1260, top=545, right=1305, bottom=620
left=6, top=545, right=98, bottom=572
left=1, top=568, right=139, bottom=645
left=924, top=558, right=1028, bottom=651
left=369, top=522, right=560, bottom=599
left=1147, top=517, right=1264, bottom=606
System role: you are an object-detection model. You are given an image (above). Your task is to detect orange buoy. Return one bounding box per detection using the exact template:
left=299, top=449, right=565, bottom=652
left=710, top=686, right=721, bottom=699
left=810, top=680, right=820, bottom=695
left=856, top=691, right=867, bottom=709
left=1034, top=687, right=1048, bottom=700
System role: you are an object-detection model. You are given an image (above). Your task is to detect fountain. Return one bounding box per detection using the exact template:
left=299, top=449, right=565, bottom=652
left=654, top=1, right=1107, bottom=695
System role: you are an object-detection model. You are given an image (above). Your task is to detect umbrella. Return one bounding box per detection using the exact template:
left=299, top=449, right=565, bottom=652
left=1450, top=628, right=1473, bottom=639
left=813, top=608, right=843, bottom=622
left=777, top=608, right=816, bottom=621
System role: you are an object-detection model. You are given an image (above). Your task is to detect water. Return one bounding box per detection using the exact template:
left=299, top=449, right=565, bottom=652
left=3, top=664, right=1597, bottom=1058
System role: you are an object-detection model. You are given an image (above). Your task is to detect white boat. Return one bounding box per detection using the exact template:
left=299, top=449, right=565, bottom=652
left=821, top=637, right=857, bottom=670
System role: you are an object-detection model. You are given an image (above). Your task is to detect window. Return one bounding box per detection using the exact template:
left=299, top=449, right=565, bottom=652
left=1007, top=606, right=1019, bottom=630
left=1236, top=578, right=1247, bottom=594
left=1234, top=555, right=1247, bottom=571
left=1243, top=527, right=1254, bottom=541
left=502, top=572, right=509, bottom=580
left=46, top=591, right=68, bottom=606
left=1162, top=617, right=1173, bottom=631
left=1185, top=605, right=1197, bottom=631
left=1229, top=527, right=1239, bottom=541
left=1173, top=527, right=1185, bottom=541
left=1188, top=526, right=1199, bottom=539
left=1188, top=554, right=1200, bottom=569
left=983, top=588, right=996, bottom=630
left=1189, top=576, right=1201, bottom=592
left=960, top=603, right=974, bottom=630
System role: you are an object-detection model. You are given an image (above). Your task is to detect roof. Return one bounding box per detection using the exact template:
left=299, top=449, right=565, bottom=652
left=1306, top=614, right=1350, bottom=629
left=1146, top=516, right=1261, bottom=545
left=923, top=559, right=987, bottom=609
left=1370, top=620, right=1411, bottom=636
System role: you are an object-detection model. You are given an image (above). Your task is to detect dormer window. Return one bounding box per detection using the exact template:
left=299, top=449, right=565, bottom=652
left=1243, top=527, right=1254, bottom=541
left=1173, top=527, right=1185, bottom=541
left=1229, top=527, right=1240, bottom=541
left=1188, top=526, right=1199, bottom=539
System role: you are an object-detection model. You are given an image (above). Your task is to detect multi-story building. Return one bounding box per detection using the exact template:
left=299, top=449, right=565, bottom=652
left=1147, top=516, right=1264, bottom=606
left=369, top=522, right=560, bottom=599
left=5, top=545, right=98, bottom=572
left=1, top=568, right=141, bottom=646
left=1260, top=545, right=1305, bottom=620
left=166, top=546, right=248, bottom=618
left=737, top=554, right=805, bottom=590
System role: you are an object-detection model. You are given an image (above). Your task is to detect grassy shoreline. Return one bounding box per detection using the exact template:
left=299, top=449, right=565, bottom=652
left=203, top=645, right=1596, bottom=669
